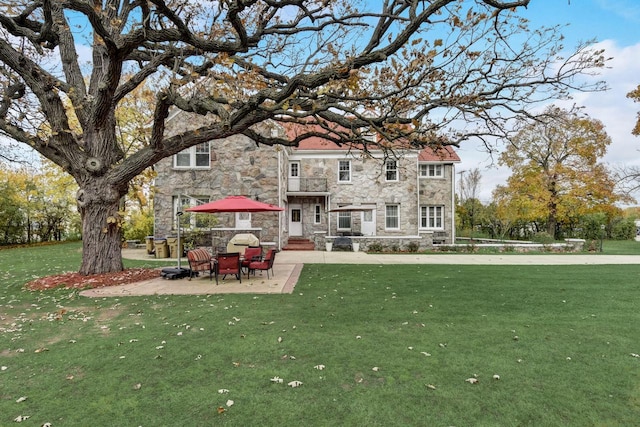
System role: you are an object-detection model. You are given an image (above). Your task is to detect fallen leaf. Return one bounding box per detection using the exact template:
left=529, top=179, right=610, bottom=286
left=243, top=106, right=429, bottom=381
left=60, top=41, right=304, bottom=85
left=420, top=352, right=432, bottom=357
left=14, top=415, right=30, bottom=422
left=218, top=389, right=229, bottom=394
left=277, top=337, right=283, bottom=343
left=34, top=347, right=48, bottom=353
left=493, top=374, right=500, bottom=380
left=288, top=380, right=303, bottom=388
left=16, top=396, right=27, bottom=403
left=226, top=399, right=234, bottom=407
left=426, top=384, right=437, bottom=390
left=1, top=366, right=7, bottom=371
left=217, top=407, right=226, bottom=414
left=270, top=376, right=284, bottom=383
left=372, top=366, right=380, bottom=372
left=133, top=383, right=142, bottom=390
left=465, top=378, right=479, bottom=384
left=314, top=364, right=325, bottom=370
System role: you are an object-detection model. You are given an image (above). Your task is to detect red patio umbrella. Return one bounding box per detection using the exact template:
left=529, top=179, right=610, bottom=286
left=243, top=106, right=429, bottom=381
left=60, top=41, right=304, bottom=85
left=185, top=195, right=284, bottom=213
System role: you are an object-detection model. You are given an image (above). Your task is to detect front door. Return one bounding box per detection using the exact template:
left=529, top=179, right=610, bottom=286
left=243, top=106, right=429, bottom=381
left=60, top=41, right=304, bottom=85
left=361, top=206, right=376, bottom=236
left=289, top=204, right=303, bottom=236
left=289, top=161, right=300, bottom=191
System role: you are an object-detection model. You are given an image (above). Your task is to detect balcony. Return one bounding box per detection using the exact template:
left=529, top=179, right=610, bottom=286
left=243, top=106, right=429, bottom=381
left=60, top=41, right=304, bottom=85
left=287, top=177, right=328, bottom=193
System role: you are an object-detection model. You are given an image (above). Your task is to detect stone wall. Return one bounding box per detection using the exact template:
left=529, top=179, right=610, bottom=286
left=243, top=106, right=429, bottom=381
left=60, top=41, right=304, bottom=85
left=153, top=114, right=285, bottom=244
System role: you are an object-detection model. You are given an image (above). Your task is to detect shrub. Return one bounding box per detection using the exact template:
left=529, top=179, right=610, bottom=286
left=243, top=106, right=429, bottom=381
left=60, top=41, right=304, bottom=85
left=532, top=232, right=555, bottom=244
left=405, top=242, right=419, bottom=252
left=367, top=242, right=384, bottom=253
left=123, top=210, right=154, bottom=241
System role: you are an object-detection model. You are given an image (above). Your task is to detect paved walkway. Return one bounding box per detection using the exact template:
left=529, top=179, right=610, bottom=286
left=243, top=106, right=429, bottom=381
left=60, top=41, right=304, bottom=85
left=79, top=249, right=640, bottom=298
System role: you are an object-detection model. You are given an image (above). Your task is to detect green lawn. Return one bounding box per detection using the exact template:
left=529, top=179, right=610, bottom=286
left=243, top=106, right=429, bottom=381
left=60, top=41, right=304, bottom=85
left=1, top=242, right=639, bottom=426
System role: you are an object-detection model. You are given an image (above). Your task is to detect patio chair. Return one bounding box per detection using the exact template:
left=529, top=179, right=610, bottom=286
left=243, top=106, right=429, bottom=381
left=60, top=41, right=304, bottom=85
left=186, top=248, right=214, bottom=280
left=241, top=246, right=263, bottom=277
left=214, top=252, right=242, bottom=285
left=248, top=248, right=277, bottom=279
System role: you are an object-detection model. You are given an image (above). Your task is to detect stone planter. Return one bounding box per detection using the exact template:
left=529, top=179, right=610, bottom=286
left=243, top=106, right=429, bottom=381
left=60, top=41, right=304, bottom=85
left=352, top=242, right=360, bottom=252
left=326, top=242, right=333, bottom=252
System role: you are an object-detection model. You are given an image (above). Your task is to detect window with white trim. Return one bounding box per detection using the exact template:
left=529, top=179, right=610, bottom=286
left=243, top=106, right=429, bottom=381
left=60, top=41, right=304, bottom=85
left=314, top=205, right=321, bottom=224
left=419, top=164, right=443, bottom=178
left=337, top=211, right=351, bottom=230
left=338, top=160, right=351, bottom=182
left=385, top=160, right=398, bottom=181
left=385, top=204, right=399, bottom=230
left=174, top=143, right=211, bottom=168
left=420, top=205, right=444, bottom=229
left=173, top=195, right=210, bottom=229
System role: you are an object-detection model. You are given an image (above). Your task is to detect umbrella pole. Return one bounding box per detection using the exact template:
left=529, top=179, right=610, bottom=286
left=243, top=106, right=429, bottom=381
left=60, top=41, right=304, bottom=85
left=176, top=212, right=183, bottom=269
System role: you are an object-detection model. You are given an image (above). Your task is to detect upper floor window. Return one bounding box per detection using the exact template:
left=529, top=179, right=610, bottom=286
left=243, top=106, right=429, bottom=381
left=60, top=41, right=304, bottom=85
left=174, top=143, right=210, bottom=169
left=385, top=204, right=400, bottom=230
left=419, top=164, right=443, bottom=178
left=420, top=205, right=444, bottom=229
left=338, top=160, right=351, bottom=182
left=385, top=160, right=398, bottom=181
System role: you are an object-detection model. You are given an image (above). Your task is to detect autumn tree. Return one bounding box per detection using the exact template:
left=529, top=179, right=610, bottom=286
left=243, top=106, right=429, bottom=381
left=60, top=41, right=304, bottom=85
left=497, top=105, right=625, bottom=239
left=0, top=1, right=608, bottom=274
left=0, top=162, right=78, bottom=244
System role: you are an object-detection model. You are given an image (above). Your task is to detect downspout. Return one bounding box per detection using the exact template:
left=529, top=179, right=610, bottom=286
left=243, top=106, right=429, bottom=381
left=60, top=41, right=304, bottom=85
left=416, top=154, right=420, bottom=236
left=451, top=163, right=456, bottom=243
left=277, top=148, right=282, bottom=251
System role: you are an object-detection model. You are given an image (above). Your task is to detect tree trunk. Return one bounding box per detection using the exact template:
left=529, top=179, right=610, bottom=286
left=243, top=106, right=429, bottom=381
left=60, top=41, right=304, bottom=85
left=77, top=179, right=126, bottom=275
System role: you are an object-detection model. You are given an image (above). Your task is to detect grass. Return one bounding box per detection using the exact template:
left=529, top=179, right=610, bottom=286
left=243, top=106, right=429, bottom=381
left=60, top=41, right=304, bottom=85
left=1, top=242, right=640, bottom=425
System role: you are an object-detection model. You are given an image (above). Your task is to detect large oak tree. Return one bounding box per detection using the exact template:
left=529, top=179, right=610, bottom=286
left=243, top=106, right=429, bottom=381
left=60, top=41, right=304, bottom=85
left=0, top=0, right=607, bottom=274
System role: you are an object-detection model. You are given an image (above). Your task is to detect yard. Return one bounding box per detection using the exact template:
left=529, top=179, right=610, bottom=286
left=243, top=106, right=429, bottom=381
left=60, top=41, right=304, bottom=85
left=1, top=242, right=639, bottom=426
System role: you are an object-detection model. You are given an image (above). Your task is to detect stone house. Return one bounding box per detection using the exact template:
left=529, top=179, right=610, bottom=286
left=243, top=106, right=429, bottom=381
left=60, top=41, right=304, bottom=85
left=153, top=115, right=460, bottom=251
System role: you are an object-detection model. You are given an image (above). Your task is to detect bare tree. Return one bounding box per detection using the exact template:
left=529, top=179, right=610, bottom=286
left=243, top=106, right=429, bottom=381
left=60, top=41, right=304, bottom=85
left=458, top=167, right=483, bottom=237
left=0, top=0, right=607, bottom=274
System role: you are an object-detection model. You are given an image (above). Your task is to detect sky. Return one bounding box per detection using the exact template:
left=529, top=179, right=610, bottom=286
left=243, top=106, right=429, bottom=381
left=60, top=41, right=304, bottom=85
left=455, top=0, right=640, bottom=203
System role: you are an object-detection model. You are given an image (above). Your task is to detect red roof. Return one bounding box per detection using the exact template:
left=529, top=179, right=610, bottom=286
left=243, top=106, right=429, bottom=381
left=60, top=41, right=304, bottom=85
left=418, top=145, right=460, bottom=162
left=282, top=122, right=460, bottom=162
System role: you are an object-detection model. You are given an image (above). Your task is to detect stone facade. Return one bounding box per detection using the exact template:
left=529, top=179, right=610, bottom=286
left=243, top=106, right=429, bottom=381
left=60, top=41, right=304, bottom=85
left=153, top=113, right=460, bottom=250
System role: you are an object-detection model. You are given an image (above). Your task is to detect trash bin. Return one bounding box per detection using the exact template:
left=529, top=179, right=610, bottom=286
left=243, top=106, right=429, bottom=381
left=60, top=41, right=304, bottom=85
left=154, top=238, right=169, bottom=258
left=145, top=236, right=155, bottom=254
left=166, top=236, right=184, bottom=259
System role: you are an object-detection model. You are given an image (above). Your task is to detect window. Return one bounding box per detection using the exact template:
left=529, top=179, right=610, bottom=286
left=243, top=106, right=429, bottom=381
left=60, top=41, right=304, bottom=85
left=314, top=205, right=321, bottom=224
left=385, top=160, right=398, bottom=181
left=385, top=204, right=399, bottom=230
left=338, top=210, right=351, bottom=230
left=290, top=162, right=299, bottom=178
left=174, top=143, right=210, bottom=168
left=338, top=160, right=351, bottom=182
left=173, top=195, right=210, bottom=229
left=421, top=205, right=444, bottom=229
left=419, top=164, right=443, bottom=178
